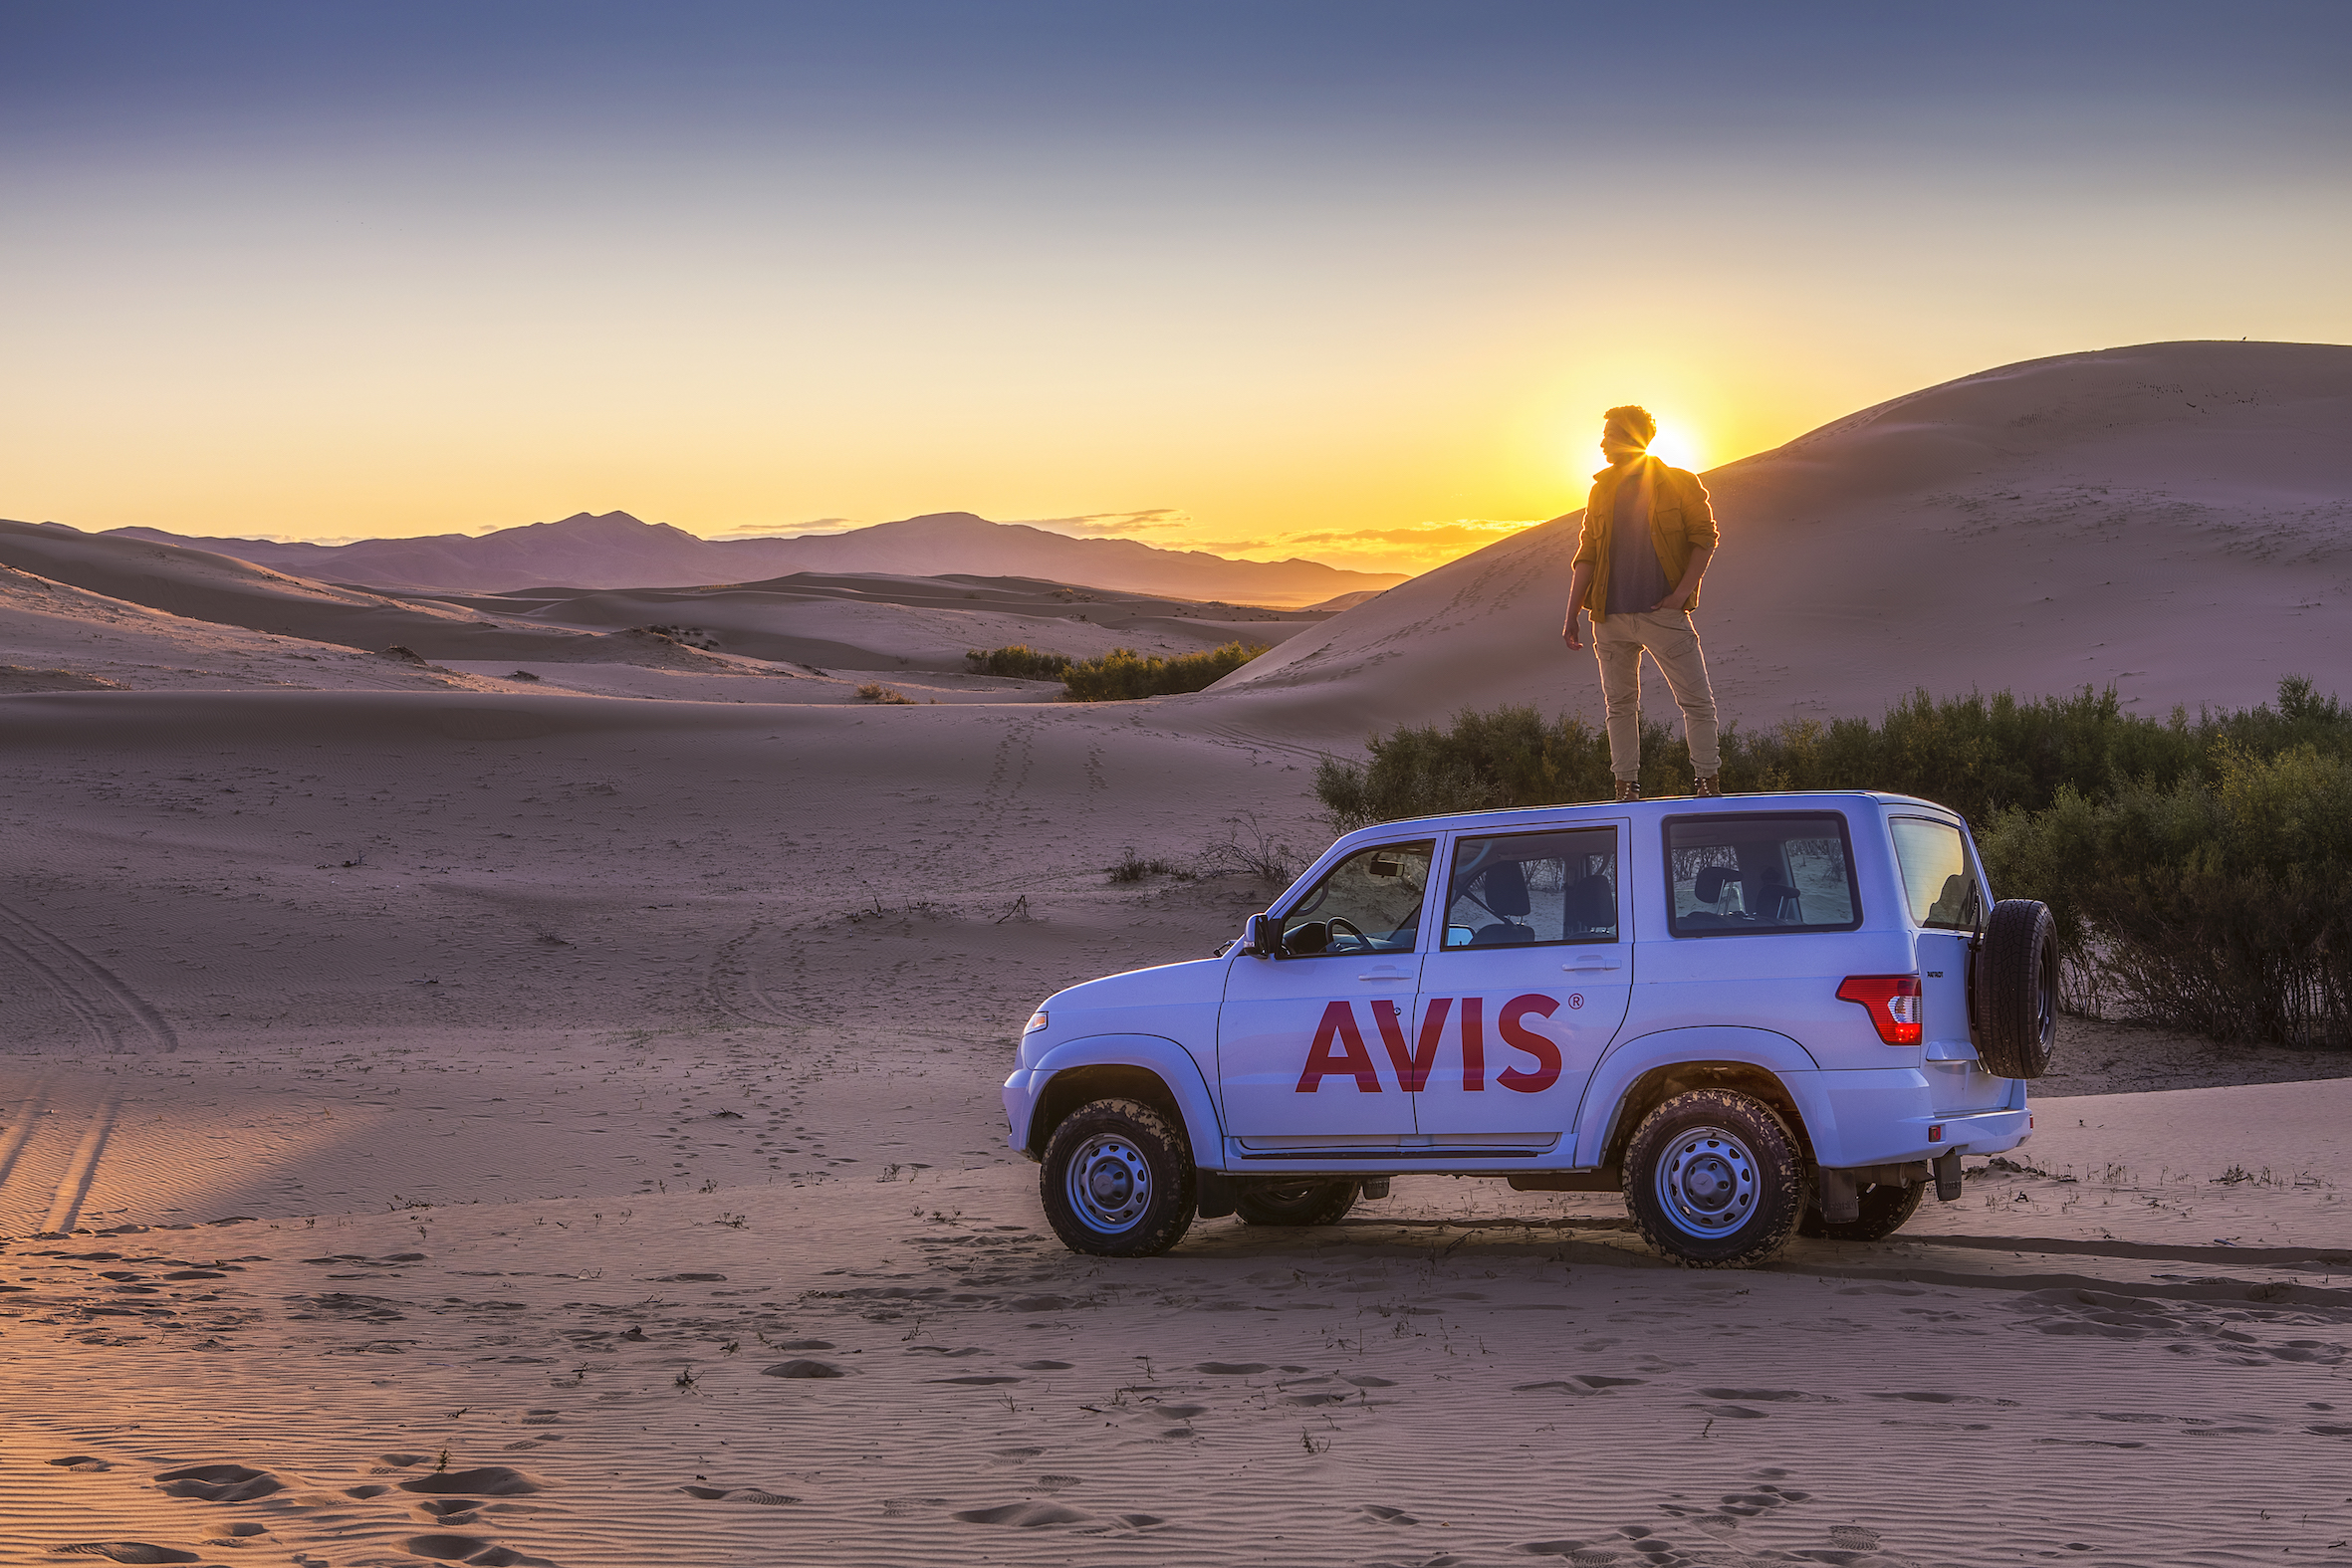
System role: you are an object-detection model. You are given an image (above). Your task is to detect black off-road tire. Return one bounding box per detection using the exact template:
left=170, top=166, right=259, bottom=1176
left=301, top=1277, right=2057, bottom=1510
left=1039, top=1098, right=1196, bottom=1257
left=1797, top=1178, right=1925, bottom=1241
left=1233, top=1179, right=1358, bottom=1228
left=1623, top=1089, right=1803, bottom=1267
left=1976, top=898, right=2058, bottom=1079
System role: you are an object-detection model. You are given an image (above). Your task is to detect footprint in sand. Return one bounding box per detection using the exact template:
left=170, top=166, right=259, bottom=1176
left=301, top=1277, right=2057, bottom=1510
left=1018, top=1359, right=1072, bottom=1370
left=880, top=1497, right=949, bottom=1517
left=399, top=1534, right=551, bottom=1565
left=49, top=1548, right=201, bottom=1565
left=396, top=1466, right=542, bottom=1497
left=760, top=1358, right=845, bottom=1379
left=47, top=1455, right=111, bottom=1471
left=1194, top=1361, right=1272, bottom=1375
left=954, top=1502, right=1090, bottom=1528
left=154, top=1462, right=284, bottom=1501
left=1829, top=1524, right=1883, bottom=1549
left=675, top=1485, right=798, bottom=1504
left=928, top=1374, right=1022, bottom=1385
left=1357, top=1504, right=1418, bottom=1525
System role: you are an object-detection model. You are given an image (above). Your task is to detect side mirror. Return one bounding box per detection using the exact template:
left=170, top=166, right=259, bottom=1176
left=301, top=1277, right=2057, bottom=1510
left=1243, top=912, right=1277, bottom=958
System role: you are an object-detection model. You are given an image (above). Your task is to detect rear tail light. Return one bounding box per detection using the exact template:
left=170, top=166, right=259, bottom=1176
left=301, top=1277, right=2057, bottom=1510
left=1837, top=974, right=1923, bottom=1045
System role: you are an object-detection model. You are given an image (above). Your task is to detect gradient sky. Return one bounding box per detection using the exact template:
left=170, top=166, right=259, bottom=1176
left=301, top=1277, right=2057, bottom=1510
left=5, top=2, right=2347, bottom=574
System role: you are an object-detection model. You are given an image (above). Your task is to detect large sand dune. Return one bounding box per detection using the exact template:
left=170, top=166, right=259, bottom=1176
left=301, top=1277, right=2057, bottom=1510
left=1212, top=341, right=2352, bottom=741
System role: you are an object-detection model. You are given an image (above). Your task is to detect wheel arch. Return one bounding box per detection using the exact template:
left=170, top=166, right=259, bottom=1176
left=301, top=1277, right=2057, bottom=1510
left=1022, top=1034, right=1223, bottom=1164
left=1578, top=1027, right=1823, bottom=1180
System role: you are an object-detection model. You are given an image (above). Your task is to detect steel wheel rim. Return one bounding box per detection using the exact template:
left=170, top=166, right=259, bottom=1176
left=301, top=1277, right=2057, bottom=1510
left=1654, top=1124, right=1760, bottom=1238
left=2035, top=938, right=2058, bottom=1051
left=1064, top=1132, right=1153, bottom=1232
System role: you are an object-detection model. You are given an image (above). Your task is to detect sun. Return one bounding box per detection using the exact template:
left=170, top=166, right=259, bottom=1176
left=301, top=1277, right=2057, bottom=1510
left=1643, top=425, right=1701, bottom=471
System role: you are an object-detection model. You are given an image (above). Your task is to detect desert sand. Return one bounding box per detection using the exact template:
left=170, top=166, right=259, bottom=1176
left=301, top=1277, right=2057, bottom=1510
left=5, top=342, right=2351, bottom=1567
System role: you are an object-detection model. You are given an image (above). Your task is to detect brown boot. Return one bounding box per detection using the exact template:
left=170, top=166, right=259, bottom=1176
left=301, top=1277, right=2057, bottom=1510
left=1613, top=780, right=1641, bottom=803
left=1693, top=775, right=1722, bottom=798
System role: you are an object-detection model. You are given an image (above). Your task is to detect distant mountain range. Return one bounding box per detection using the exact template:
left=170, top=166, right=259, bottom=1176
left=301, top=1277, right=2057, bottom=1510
left=102, top=511, right=1406, bottom=610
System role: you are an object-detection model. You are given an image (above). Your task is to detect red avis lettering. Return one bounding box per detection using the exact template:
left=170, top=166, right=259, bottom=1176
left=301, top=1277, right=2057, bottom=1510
left=1496, top=993, right=1562, bottom=1093
left=1294, top=996, right=1560, bottom=1095
left=1371, top=997, right=1449, bottom=1094
left=1294, top=1000, right=1382, bottom=1093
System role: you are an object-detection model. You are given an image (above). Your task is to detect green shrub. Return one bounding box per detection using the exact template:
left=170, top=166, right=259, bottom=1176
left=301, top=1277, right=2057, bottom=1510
left=1316, top=678, right=2352, bottom=1046
left=1982, top=743, right=2352, bottom=1046
left=966, top=645, right=1072, bottom=680
left=1061, top=642, right=1268, bottom=702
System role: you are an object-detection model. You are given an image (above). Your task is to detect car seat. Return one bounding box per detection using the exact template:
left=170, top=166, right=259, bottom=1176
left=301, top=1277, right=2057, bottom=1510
left=1561, top=871, right=1615, bottom=935
left=1468, top=860, right=1536, bottom=945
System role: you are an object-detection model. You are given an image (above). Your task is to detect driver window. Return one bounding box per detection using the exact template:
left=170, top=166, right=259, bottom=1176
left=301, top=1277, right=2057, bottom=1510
left=1278, top=840, right=1433, bottom=958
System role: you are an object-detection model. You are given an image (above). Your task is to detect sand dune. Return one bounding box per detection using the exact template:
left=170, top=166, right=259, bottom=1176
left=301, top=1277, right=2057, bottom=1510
left=1213, top=340, right=2352, bottom=740
left=104, top=510, right=1408, bottom=609
left=439, top=571, right=1326, bottom=674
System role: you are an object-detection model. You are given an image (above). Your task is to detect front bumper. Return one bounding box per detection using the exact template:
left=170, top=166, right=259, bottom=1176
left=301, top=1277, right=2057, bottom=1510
left=1002, top=1067, right=1041, bottom=1159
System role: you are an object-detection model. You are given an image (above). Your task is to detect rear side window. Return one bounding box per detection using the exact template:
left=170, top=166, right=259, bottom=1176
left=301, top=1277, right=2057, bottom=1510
left=1890, top=816, right=1984, bottom=930
left=1441, top=827, right=1619, bottom=949
left=1664, top=811, right=1861, bottom=936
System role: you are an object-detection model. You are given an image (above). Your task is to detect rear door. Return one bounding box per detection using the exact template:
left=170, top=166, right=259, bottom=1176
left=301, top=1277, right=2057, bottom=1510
left=1409, top=822, right=1632, bottom=1150
left=1889, top=814, right=2009, bottom=1108
left=1215, top=838, right=1435, bottom=1146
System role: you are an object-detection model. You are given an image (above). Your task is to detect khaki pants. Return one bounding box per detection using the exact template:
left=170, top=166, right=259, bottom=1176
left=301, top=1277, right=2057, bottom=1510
left=1592, top=609, right=1720, bottom=783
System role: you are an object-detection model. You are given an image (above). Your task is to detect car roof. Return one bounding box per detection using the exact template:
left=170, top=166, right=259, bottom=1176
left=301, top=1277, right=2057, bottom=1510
left=1326, top=789, right=1963, bottom=855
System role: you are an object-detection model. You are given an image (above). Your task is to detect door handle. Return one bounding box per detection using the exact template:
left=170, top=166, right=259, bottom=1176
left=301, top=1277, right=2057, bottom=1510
left=1562, top=960, right=1622, bottom=972
left=1356, top=969, right=1411, bottom=982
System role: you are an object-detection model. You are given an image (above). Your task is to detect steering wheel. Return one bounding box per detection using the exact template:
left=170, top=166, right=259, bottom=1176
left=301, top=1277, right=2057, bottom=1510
left=1326, top=917, right=1368, bottom=952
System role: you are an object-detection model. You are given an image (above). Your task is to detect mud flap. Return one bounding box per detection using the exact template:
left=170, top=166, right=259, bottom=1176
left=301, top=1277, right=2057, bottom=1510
left=1816, top=1166, right=1861, bottom=1225
left=1933, top=1150, right=1964, bottom=1202
left=1196, top=1170, right=1237, bottom=1220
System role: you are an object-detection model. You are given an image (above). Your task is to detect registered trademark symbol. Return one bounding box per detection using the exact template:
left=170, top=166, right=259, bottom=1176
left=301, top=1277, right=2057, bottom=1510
left=1567, top=993, right=1585, bottom=1009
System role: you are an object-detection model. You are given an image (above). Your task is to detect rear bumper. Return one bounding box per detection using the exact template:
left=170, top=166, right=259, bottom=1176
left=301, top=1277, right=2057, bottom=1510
left=1800, top=1068, right=2031, bottom=1168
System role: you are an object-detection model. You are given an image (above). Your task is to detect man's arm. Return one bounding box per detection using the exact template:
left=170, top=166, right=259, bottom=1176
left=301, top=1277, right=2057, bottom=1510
left=1562, top=560, right=1594, bottom=649
left=1651, top=470, right=1718, bottom=612
left=1651, top=544, right=1713, bottom=613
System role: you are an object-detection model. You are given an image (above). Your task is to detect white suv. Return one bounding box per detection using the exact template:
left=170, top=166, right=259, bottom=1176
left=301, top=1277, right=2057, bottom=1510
left=1004, top=792, right=2056, bottom=1267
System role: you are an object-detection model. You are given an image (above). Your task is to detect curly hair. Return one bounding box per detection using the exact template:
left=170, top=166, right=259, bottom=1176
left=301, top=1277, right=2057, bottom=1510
left=1603, top=405, right=1657, bottom=445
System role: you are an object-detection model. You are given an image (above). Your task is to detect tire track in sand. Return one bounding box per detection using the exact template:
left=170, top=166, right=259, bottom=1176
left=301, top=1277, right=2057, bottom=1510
left=0, top=898, right=179, bottom=1053
left=37, top=1088, right=122, bottom=1236
left=0, top=1073, right=59, bottom=1199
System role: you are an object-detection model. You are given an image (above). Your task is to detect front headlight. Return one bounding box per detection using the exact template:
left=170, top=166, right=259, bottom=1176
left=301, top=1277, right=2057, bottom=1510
left=1024, top=1009, right=1050, bottom=1034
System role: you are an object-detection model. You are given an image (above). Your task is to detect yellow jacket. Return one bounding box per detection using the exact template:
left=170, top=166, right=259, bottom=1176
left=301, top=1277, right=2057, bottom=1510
left=1572, top=456, right=1720, bottom=622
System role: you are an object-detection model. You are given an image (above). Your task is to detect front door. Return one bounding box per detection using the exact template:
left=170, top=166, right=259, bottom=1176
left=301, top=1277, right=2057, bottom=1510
left=1410, top=823, right=1632, bottom=1149
left=1216, top=838, right=1435, bottom=1145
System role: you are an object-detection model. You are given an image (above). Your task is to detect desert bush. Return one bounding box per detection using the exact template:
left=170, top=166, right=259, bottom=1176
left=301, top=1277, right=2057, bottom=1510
left=1982, top=742, right=2352, bottom=1046
left=1060, top=642, right=1269, bottom=702
left=966, top=645, right=1071, bottom=680
left=1316, top=678, right=2352, bottom=1047
left=1107, top=847, right=1187, bottom=884
left=1195, top=813, right=1304, bottom=886
left=855, top=682, right=914, bottom=704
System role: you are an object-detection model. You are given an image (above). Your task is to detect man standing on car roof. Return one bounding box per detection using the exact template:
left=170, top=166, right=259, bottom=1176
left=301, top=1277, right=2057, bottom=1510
left=1560, top=405, right=1722, bottom=802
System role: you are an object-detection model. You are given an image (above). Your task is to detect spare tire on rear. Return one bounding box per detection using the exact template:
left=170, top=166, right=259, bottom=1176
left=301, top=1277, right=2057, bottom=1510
left=1974, top=898, right=2058, bottom=1079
